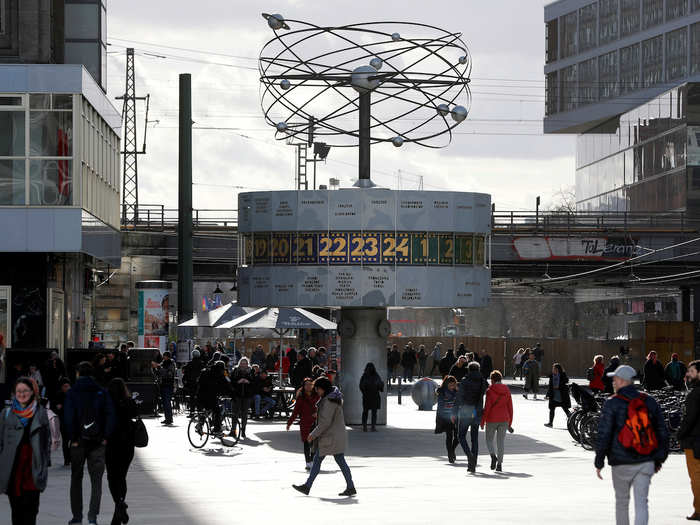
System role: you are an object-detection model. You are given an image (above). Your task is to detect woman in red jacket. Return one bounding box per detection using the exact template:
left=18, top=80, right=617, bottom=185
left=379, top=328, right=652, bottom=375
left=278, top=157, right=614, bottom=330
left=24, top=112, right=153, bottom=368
left=480, top=370, right=513, bottom=472
left=287, top=378, right=319, bottom=470
left=589, top=355, right=605, bottom=392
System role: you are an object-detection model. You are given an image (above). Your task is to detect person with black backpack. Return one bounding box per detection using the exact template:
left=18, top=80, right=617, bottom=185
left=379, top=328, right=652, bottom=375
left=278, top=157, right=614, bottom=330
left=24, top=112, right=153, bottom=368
left=64, top=361, right=116, bottom=525
left=594, top=365, right=669, bottom=525
left=157, top=351, right=176, bottom=426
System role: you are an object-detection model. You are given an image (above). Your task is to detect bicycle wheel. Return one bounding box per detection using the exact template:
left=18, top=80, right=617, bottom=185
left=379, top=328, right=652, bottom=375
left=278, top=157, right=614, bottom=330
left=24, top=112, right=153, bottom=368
left=579, top=413, right=599, bottom=451
left=567, top=409, right=583, bottom=443
left=188, top=415, right=210, bottom=448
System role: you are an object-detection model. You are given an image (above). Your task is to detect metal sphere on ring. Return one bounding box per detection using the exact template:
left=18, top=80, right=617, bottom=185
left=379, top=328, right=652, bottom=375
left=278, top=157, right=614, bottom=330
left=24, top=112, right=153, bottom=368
left=258, top=16, right=472, bottom=150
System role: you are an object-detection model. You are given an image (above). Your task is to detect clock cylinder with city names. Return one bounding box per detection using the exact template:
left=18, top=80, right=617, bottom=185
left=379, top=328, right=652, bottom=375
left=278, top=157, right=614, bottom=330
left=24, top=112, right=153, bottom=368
left=237, top=189, right=491, bottom=308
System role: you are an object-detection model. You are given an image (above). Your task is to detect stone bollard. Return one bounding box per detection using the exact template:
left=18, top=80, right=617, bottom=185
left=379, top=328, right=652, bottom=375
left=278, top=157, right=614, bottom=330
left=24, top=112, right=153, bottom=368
left=411, top=377, right=438, bottom=411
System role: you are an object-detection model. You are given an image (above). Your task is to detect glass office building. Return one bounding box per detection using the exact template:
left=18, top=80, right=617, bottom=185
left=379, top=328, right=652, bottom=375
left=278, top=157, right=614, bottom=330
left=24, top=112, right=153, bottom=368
left=575, top=83, right=690, bottom=211
left=545, top=1, right=700, bottom=213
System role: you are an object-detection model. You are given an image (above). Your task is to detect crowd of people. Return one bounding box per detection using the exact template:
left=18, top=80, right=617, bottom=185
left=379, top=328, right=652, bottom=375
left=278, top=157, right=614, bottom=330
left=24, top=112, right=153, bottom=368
left=5, top=337, right=700, bottom=523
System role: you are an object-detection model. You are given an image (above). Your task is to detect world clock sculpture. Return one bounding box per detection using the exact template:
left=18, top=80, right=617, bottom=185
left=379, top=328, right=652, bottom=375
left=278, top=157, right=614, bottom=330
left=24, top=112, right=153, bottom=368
left=237, top=14, right=491, bottom=424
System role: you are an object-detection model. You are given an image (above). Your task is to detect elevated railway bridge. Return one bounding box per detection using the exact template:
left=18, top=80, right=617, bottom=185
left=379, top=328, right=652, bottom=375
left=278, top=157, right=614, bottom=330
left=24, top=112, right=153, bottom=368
left=119, top=205, right=700, bottom=289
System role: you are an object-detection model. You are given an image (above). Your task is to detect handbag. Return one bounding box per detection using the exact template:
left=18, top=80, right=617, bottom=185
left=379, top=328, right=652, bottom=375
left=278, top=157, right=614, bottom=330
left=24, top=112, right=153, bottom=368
left=132, top=417, right=149, bottom=448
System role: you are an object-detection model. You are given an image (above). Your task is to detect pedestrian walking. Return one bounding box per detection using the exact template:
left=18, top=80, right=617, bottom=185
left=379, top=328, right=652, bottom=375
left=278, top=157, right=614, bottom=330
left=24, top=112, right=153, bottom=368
left=665, top=353, right=688, bottom=391
left=533, top=342, right=544, bottom=365
left=595, top=365, right=669, bottom=525
left=439, top=348, right=457, bottom=378
left=588, top=355, right=606, bottom=393
left=157, top=351, right=176, bottom=425
left=182, top=349, right=204, bottom=415
left=401, top=345, right=417, bottom=382
left=232, top=358, right=255, bottom=439
left=435, top=375, right=459, bottom=463
left=642, top=351, right=666, bottom=391
left=430, top=343, right=442, bottom=376
left=65, top=361, right=116, bottom=525
left=292, top=377, right=356, bottom=496
left=388, top=345, right=401, bottom=383
left=456, top=361, right=488, bottom=472
left=522, top=353, right=540, bottom=400
left=604, top=356, right=621, bottom=395
left=449, top=355, right=469, bottom=382
left=679, top=360, right=700, bottom=521
left=106, top=378, right=138, bottom=525
left=287, top=378, right=320, bottom=470
left=512, top=348, right=525, bottom=380
left=480, top=350, right=493, bottom=380
left=544, top=363, right=571, bottom=427
left=417, top=345, right=427, bottom=377
left=0, top=377, right=50, bottom=525
left=359, top=363, right=383, bottom=432
left=481, top=370, right=513, bottom=472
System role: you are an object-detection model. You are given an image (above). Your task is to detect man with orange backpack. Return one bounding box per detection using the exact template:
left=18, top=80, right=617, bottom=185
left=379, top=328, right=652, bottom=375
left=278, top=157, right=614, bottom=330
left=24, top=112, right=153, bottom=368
left=594, top=365, right=669, bottom=525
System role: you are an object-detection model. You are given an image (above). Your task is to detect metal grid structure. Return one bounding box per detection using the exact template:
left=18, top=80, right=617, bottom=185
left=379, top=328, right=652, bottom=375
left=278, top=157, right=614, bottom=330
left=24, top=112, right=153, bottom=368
left=259, top=14, right=472, bottom=160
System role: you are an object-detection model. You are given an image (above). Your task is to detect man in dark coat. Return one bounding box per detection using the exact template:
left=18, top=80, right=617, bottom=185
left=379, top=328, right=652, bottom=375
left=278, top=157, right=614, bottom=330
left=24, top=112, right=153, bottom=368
left=42, top=350, right=66, bottom=400
left=456, top=361, right=488, bottom=472
left=388, top=345, right=401, bottom=383
left=642, top=351, right=666, bottom=391
left=679, top=360, right=700, bottom=521
left=603, top=356, right=620, bottom=394
left=439, top=349, right=457, bottom=378
left=359, top=363, right=384, bottom=432
left=183, top=349, right=205, bottom=414
left=196, top=361, right=234, bottom=434
left=480, top=351, right=493, bottom=380
left=400, top=345, right=417, bottom=382
left=449, top=355, right=468, bottom=382
left=291, top=350, right=313, bottom=389
left=665, top=353, right=688, bottom=391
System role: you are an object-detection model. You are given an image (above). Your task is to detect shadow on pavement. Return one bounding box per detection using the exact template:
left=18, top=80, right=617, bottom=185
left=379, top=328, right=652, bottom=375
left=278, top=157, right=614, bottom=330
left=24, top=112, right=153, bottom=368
left=257, top=426, right=564, bottom=458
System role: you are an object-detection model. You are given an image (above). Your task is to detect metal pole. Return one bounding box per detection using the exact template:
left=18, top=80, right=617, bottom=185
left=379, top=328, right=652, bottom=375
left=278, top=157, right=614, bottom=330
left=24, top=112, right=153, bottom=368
left=178, top=74, right=194, bottom=344
left=354, top=91, right=374, bottom=187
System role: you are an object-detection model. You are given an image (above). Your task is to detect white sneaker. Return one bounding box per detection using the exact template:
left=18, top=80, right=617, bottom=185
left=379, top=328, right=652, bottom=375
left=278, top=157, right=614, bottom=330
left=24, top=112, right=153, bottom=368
left=305, top=462, right=312, bottom=470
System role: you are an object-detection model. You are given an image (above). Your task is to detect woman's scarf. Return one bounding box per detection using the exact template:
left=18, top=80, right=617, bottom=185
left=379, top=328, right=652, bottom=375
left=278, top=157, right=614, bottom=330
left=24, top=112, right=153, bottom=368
left=11, top=398, right=37, bottom=427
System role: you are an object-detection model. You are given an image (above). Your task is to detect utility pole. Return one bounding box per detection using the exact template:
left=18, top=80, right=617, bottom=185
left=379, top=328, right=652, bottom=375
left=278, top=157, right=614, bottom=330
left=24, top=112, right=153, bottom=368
left=177, top=74, right=194, bottom=344
left=116, top=48, right=150, bottom=226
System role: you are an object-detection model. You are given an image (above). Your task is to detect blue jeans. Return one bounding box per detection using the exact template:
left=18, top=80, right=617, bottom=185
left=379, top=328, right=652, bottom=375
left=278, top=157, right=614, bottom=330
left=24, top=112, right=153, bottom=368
left=458, top=406, right=479, bottom=460
left=304, top=451, right=355, bottom=490
left=254, top=394, right=276, bottom=415
left=161, top=385, right=173, bottom=422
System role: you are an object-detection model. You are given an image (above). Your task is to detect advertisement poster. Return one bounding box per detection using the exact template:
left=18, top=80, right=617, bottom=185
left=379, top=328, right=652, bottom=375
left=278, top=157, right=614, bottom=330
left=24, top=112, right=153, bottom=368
left=138, top=289, right=169, bottom=352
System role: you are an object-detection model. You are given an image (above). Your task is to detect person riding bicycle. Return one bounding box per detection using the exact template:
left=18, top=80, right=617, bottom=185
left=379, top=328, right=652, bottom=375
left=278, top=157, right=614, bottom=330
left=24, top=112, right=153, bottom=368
left=183, top=349, right=205, bottom=414
left=195, top=361, right=234, bottom=436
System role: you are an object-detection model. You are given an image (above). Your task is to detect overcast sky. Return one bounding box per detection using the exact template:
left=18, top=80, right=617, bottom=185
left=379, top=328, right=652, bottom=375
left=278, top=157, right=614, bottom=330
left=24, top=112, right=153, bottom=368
left=105, top=0, right=575, bottom=213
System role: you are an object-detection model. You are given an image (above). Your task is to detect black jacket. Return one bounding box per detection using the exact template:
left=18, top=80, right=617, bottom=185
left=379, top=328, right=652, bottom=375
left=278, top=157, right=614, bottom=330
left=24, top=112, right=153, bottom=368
left=157, top=359, right=176, bottom=388
left=603, top=360, right=620, bottom=394
left=642, top=359, right=666, bottom=391
left=231, top=366, right=256, bottom=398
left=665, top=360, right=688, bottom=390
left=359, top=372, right=384, bottom=410
left=449, top=363, right=467, bottom=382
left=546, top=372, right=571, bottom=410
left=401, top=350, right=417, bottom=368
left=196, top=368, right=233, bottom=407
left=388, top=349, right=401, bottom=367
left=439, top=352, right=457, bottom=377
left=182, top=357, right=204, bottom=388
left=291, top=358, right=313, bottom=388
left=480, top=355, right=493, bottom=378
left=265, top=353, right=278, bottom=372
left=679, top=380, right=700, bottom=450
left=64, top=376, right=116, bottom=443
left=594, top=385, right=669, bottom=469
left=456, top=370, right=488, bottom=415
left=109, top=397, right=138, bottom=448
left=255, top=375, right=274, bottom=397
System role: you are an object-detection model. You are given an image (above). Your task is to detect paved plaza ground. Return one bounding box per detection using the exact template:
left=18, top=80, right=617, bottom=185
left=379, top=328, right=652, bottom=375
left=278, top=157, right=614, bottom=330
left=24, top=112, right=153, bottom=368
left=1, top=379, right=691, bottom=524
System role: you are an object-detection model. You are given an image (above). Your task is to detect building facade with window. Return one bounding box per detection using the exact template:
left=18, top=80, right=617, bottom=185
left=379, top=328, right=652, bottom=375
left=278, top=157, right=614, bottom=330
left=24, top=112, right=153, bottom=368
left=0, top=2, right=119, bottom=369
left=545, top=0, right=700, bottom=213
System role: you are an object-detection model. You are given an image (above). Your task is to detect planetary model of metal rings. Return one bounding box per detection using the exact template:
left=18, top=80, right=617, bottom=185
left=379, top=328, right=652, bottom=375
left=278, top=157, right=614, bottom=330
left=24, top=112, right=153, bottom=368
left=259, top=13, right=472, bottom=149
